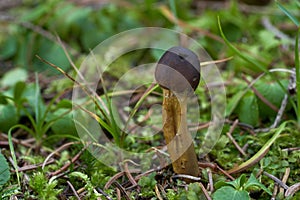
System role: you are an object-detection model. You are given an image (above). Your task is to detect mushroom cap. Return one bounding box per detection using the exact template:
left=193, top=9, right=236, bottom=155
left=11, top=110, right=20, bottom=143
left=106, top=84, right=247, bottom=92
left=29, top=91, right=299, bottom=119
left=155, top=46, right=201, bottom=94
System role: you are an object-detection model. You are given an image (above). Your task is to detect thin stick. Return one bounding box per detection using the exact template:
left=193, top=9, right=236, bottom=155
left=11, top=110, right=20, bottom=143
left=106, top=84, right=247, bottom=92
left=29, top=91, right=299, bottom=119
left=242, top=75, right=278, bottom=112
left=105, top=169, right=140, bottom=190
left=36, top=55, right=110, bottom=122
left=134, top=168, right=157, bottom=180
left=197, top=182, right=212, bottom=200
left=255, top=93, right=289, bottom=133
left=270, top=94, right=288, bottom=129
left=254, top=70, right=294, bottom=133
left=198, top=162, right=235, bottom=181
left=155, top=185, right=164, bottom=200
left=285, top=182, right=300, bottom=197
left=271, top=184, right=279, bottom=200
left=13, top=159, right=55, bottom=172
left=226, top=119, right=247, bottom=156
left=0, top=133, right=33, bottom=148
left=50, top=145, right=88, bottom=177
left=104, top=171, right=126, bottom=190
left=57, top=34, right=110, bottom=116
left=171, top=174, right=201, bottom=181
left=207, top=168, right=214, bottom=192
left=123, top=162, right=138, bottom=189
left=67, top=181, right=81, bottom=200
left=282, top=147, right=300, bottom=151
left=263, top=171, right=289, bottom=190
left=216, top=165, right=235, bottom=181
left=96, top=188, right=113, bottom=200
left=42, top=141, right=80, bottom=169
left=279, top=168, right=290, bottom=195
left=112, top=182, right=131, bottom=200
left=201, top=56, right=233, bottom=66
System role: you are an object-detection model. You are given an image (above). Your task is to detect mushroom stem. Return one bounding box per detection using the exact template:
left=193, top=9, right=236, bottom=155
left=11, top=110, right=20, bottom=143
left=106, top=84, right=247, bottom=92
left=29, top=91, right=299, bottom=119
left=162, top=89, right=200, bottom=179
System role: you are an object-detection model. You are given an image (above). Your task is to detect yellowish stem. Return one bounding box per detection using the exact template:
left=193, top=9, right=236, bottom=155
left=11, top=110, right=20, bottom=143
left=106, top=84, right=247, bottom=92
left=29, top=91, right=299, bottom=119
left=162, top=89, right=200, bottom=180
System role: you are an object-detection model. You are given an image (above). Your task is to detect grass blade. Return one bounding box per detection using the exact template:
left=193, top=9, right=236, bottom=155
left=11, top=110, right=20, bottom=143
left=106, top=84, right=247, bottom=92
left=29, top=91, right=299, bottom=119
left=168, top=0, right=178, bottom=26
left=295, top=28, right=300, bottom=123
left=276, top=2, right=300, bottom=27
left=89, top=50, right=122, bottom=146
left=123, top=83, right=158, bottom=132
left=8, top=125, right=23, bottom=187
left=217, top=17, right=267, bottom=73
left=227, top=121, right=288, bottom=174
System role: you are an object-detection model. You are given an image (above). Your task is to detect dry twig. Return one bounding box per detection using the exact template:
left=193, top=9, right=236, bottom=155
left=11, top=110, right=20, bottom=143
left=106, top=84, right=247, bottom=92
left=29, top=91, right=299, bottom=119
left=197, top=182, right=212, bottom=200
left=14, top=159, right=55, bottom=172
left=280, top=168, right=290, bottom=195
left=198, top=162, right=235, bottom=181
left=50, top=145, right=88, bottom=177
left=112, top=181, right=131, bottom=200
left=67, top=181, right=81, bottom=200
left=42, top=141, right=81, bottom=169
left=96, top=187, right=113, bottom=200
left=207, top=168, right=214, bottom=193
left=263, top=171, right=289, bottom=190
left=226, top=119, right=247, bottom=156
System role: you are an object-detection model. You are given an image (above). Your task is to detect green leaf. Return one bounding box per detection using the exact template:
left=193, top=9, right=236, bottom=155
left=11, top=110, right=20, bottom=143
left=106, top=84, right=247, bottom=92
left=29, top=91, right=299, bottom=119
left=69, top=171, right=89, bottom=182
left=0, top=68, right=28, bottom=88
left=214, top=180, right=230, bottom=190
left=216, top=174, right=248, bottom=191
left=236, top=91, right=259, bottom=127
left=244, top=174, right=272, bottom=195
left=49, top=109, right=76, bottom=135
left=0, top=95, right=8, bottom=104
left=226, top=90, right=247, bottom=116
left=55, top=99, right=72, bottom=109
left=34, top=38, right=70, bottom=73
left=0, top=104, right=19, bottom=132
left=255, top=80, right=288, bottom=120
left=0, top=36, right=17, bottom=60
left=258, top=30, right=281, bottom=50
left=227, top=174, right=247, bottom=190
left=212, top=186, right=250, bottom=200
left=186, top=183, right=202, bottom=199
left=0, top=153, right=10, bottom=185
left=13, top=81, right=26, bottom=103
left=22, top=83, right=45, bottom=112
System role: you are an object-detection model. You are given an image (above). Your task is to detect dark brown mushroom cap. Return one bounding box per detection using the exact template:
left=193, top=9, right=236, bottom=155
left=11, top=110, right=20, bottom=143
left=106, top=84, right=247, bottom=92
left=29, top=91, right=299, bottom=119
left=155, top=46, right=201, bottom=94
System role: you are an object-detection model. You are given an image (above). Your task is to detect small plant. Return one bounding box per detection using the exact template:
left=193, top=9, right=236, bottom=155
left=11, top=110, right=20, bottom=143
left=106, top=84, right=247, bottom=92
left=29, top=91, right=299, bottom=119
left=138, top=172, right=157, bottom=198
left=212, top=174, right=271, bottom=200
left=29, top=172, right=62, bottom=200
left=3, top=73, right=76, bottom=147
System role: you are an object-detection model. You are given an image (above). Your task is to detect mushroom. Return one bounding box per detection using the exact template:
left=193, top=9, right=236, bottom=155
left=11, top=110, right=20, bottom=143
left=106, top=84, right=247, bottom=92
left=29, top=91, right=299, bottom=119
left=155, top=46, right=200, bottom=179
